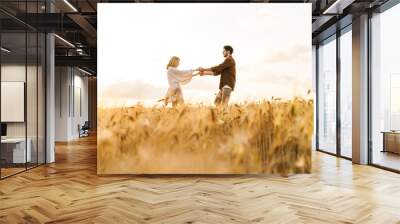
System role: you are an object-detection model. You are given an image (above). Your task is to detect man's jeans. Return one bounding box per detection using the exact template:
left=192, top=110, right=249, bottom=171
left=214, top=86, right=232, bottom=106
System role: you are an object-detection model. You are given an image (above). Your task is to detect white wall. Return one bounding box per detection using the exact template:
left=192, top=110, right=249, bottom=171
left=72, top=73, right=89, bottom=138
left=55, top=67, right=89, bottom=141
left=55, top=67, right=70, bottom=141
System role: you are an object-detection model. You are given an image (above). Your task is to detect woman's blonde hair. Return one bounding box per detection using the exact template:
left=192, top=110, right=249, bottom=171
left=167, top=56, right=180, bottom=69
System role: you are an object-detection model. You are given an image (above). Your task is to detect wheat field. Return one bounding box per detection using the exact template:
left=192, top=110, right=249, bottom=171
left=97, top=98, right=313, bottom=175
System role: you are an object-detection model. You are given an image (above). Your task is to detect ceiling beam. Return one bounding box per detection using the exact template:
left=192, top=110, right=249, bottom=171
left=55, top=55, right=96, bottom=70
left=67, top=13, right=97, bottom=36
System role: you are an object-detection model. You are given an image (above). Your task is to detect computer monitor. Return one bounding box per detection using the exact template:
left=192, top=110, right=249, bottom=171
left=1, top=123, right=7, bottom=137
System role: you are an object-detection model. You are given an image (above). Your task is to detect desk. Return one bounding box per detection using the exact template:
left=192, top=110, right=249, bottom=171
left=1, top=138, right=31, bottom=163
left=382, top=131, right=400, bottom=154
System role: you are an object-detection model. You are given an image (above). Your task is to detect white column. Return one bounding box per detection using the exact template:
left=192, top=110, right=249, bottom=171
left=46, top=33, right=55, bottom=163
left=352, top=14, right=369, bottom=164
left=45, top=0, right=55, bottom=163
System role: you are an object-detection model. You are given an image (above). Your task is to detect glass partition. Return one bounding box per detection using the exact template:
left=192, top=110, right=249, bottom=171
left=317, top=35, right=337, bottom=154
left=1, top=31, right=28, bottom=177
left=27, top=30, right=38, bottom=169
left=371, top=3, right=400, bottom=171
left=26, top=0, right=44, bottom=169
left=0, top=1, right=46, bottom=179
left=339, top=27, right=352, bottom=158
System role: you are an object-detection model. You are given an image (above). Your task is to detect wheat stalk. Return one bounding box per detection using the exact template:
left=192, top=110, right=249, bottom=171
left=98, top=99, right=313, bottom=174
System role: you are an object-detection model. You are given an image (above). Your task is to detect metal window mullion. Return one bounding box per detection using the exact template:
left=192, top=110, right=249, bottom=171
left=25, top=0, right=28, bottom=171
left=316, top=45, right=320, bottom=150
left=43, top=0, right=49, bottom=165
left=336, top=29, right=341, bottom=157
left=59, top=68, right=62, bottom=117
left=36, top=0, right=39, bottom=167
left=44, top=29, right=47, bottom=164
left=367, top=11, right=373, bottom=165
left=68, top=69, right=71, bottom=118
left=72, top=68, right=74, bottom=118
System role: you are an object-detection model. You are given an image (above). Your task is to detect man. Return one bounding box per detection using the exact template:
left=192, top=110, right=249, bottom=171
left=199, top=45, right=236, bottom=106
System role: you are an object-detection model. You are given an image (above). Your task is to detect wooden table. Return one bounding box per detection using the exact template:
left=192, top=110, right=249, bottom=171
left=381, top=131, right=400, bottom=154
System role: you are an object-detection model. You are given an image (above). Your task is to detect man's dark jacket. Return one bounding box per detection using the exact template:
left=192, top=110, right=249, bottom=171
left=210, top=56, right=236, bottom=90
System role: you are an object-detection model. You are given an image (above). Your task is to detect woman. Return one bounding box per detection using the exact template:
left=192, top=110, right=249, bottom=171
left=164, top=56, right=199, bottom=106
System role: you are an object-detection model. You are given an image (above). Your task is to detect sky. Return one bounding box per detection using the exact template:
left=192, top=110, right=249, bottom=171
left=98, top=3, right=311, bottom=107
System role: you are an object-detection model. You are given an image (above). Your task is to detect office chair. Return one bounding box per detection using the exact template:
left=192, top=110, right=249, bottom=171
left=79, top=121, right=90, bottom=138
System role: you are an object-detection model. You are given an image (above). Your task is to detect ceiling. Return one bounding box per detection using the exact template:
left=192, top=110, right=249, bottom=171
left=0, top=0, right=394, bottom=75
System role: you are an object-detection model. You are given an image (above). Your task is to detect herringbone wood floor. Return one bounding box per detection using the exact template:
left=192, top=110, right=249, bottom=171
left=1, top=135, right=400, bottom=224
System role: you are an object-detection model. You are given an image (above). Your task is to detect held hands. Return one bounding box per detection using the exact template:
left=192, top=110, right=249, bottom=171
left=194, top=67, right=213, bottom=76
left=198, top=67, right=206, bottom=76
left=194, top=67, right=214, bottom=76
left=192, top=67, right=202, bottom=76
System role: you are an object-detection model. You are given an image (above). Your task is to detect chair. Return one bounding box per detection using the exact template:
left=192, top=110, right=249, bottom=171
left=79, top=121, right=90, bottom=138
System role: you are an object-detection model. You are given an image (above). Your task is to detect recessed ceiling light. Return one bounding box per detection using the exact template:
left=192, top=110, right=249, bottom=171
left=78, top=67, right=93, bottom=76
left=1, top=47, right=11, bottom=53
left=63, top=0, right=78, bottom=12
left=54, top=34, right=75, bottom=48
left=323, top=0, right=353, bottom=15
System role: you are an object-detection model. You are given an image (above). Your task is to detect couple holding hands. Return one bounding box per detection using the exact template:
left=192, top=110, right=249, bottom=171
left=164, top=45, right=236, bottom=107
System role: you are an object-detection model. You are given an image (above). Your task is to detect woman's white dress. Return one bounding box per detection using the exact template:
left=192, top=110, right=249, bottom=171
left=165, top=67, right=194, bottom=105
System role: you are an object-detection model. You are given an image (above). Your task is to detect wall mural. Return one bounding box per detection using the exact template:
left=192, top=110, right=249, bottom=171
left=97, top=3, right=313, bottom=174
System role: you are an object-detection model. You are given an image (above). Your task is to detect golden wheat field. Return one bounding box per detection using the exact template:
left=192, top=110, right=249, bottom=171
left=97, top=98, right=313, bottom=174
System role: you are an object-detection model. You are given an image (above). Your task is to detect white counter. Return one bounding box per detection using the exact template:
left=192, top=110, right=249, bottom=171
left=1, top=138, right=32, bottom=163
